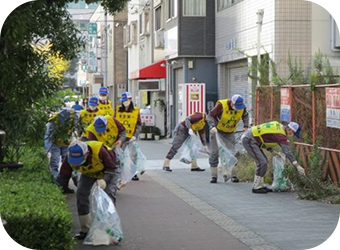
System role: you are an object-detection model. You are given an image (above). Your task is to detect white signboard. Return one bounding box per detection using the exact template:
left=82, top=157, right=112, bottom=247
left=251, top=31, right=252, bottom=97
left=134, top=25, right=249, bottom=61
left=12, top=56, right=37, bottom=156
left=141, top=114, right=155, bottom=126
left=326, top=88, right=340, bottom=129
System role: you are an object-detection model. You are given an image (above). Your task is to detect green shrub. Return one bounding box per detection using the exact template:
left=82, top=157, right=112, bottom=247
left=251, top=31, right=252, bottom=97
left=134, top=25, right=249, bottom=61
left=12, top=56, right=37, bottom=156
left=283, top=144, right=340, bottom=204
left=0, top=147, right=76, bottom=250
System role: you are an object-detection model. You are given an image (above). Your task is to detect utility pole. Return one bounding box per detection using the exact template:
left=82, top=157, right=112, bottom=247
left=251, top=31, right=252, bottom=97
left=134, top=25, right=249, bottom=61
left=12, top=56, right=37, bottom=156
left=104, top=10, right=108, bottom=87
left=256, top=9, right=264, bottom=87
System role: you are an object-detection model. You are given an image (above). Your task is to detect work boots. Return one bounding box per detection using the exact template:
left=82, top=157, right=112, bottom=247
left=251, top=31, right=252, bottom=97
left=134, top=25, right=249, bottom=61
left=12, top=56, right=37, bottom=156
left=252, top=175, right=267, bottom=194
left=75, top=214, right=91, bottom=240
left=163, top=158, right=172, bottom=172
left=191, top=160, right=205, bottom=171
left=210, top=167, right=218, bottom=183
left=260, top=177, right=272, bottom=192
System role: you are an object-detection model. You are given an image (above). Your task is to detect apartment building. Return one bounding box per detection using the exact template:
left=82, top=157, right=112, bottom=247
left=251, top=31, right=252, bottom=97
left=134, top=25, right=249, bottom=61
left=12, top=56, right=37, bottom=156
left=216, top=0, right=340, bottom=122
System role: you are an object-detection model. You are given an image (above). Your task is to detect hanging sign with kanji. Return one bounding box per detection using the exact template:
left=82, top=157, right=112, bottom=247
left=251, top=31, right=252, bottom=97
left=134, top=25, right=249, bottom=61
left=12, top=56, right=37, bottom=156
left=280, top=88, right=291, bottom=122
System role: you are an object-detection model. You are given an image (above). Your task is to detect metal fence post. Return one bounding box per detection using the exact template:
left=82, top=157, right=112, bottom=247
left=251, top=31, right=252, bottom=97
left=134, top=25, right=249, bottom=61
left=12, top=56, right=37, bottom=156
left=270, top=86, right=274, bottom=120
left=312, top=90, right=316, bottom=145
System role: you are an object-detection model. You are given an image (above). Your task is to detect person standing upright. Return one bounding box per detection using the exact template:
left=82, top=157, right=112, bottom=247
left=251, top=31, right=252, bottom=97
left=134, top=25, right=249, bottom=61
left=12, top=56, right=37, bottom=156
left=115, top=92, right=142, bottom=181
left=97, top=86, right=114, bottom=117
left=207, top=94, right=249, bottom=184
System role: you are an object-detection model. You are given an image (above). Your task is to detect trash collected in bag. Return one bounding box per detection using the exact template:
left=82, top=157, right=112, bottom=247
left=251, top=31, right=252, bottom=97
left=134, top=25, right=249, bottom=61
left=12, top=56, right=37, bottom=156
left=115, top=147, right=138, bottom=186
left=216, top=133, right=238, bottom=171
left=179, top=134, right=202, bottom=164
left=83, top=186, right=123, bottom=246
left=271, top=153, right=290, bottom=192
left=130, top=142, right=147, bottom=174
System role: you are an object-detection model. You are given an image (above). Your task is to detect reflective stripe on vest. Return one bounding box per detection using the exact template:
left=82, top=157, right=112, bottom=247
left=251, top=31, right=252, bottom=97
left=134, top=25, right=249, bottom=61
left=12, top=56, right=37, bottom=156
left=216, top=99, right=243, bottom=133
left=251, top=121, right=286, bottom=148
left=70, top=141, right=105, bottom=179
left=115, top=107, right=140, bottom=139
left=86, top=115, right=119, bottom=149
left=98, top=101, right=114, bottom=117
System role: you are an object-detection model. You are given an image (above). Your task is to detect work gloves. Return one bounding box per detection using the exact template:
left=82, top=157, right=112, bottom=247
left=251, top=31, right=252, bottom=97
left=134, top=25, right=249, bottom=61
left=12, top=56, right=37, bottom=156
left=210, top=127, right=217, bottom=134
left=188, top=129, right=195, bottom=136
left=296, top=165, right=306, bottom=176
left=97, top=179, right=107, bottom=190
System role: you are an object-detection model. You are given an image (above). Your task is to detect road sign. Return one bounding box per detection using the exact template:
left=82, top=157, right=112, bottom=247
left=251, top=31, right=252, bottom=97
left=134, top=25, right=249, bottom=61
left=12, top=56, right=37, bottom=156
left=88, top=23, right=97, bottom=35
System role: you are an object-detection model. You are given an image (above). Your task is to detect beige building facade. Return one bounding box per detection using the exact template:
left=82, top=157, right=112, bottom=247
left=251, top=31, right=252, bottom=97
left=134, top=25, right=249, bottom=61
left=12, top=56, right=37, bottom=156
left=216, top=0, right=340, bottom=122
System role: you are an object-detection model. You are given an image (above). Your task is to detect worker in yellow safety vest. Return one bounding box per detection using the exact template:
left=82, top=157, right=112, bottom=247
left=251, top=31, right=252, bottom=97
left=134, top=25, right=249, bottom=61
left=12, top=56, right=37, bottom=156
left=163, top=112, right=209, bottom=172
left=115, top=92, right=142, bottom=181
left=56, top=140, right=119, bottom=240
left=207, top=94, right=249, bottom=184
left=242, top=121, right=305, bottom=194
left=86, top=115, right=126, bottom=150
left=79, top=96, right=105, bottom=138
left=97, top=87, right=114, bottom=117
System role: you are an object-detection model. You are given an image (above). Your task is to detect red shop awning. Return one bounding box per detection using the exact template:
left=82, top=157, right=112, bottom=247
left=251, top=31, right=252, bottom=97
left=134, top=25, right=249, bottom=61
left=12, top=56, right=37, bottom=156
left=129, top=60, right=166, bottom=80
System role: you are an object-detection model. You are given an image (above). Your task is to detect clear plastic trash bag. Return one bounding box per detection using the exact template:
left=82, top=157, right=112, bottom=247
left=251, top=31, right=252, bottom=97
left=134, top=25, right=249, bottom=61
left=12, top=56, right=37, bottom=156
left=83, top=186, right=123, bottom=245
left=115, top=147, right=138, bottom=186
left=130, top=142, right=147, bottom=174
left=179, top=134, right=202, bottom=164
left=216, top=133, right=238, bottom=172
left=271, top=153, right=290, bottom=192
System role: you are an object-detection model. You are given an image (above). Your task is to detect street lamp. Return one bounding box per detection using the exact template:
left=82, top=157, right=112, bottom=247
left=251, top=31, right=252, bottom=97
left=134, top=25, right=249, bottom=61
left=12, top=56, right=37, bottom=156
left=256, top=9, right=264, bottom=87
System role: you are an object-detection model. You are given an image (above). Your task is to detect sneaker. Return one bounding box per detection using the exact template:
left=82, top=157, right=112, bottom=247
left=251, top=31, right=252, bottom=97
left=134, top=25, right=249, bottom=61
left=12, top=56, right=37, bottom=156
left=210, top=177, right=217, bottom=183
left=252, top=188, right=268, bottom=194
left=74, top=231, right=87, bottom=240
left=223, top=175, right=230, bottom=183
left=191, top=167, right=205, bottom=172
left=63, top=187, right=75, bottom=194
left=132, top=175, right=139, bottom=181
left=163, top=166, right=172, bottom=172
left=231, top=176, right=240, bottom=183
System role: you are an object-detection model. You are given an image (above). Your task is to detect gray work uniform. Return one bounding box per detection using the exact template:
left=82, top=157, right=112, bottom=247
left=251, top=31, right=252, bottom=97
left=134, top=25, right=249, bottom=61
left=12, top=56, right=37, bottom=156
left=77, top=169, right=120, bottom=215
left=207, top=105, right=248, bottom=168
left=166, top=123, right=190, bottom=160
left=241, top=129, right=297, bottom=177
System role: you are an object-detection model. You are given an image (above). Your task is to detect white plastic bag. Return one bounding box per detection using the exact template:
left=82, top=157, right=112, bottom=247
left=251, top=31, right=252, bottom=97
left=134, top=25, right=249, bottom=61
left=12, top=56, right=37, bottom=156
left=271, top=153, right=290, bottom=192
left=179, top=134, right=202, bottom=164
left=130, top=142, right=147, bottom=174
left=115, top=147, right=138, bottom=186
left=216, top=133, right=238, bottom=173
left=83, top=186, right=123, bottom=245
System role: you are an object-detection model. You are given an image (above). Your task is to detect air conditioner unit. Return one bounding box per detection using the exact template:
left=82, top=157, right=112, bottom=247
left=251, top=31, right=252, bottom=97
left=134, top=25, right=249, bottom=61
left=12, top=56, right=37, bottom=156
left=154, top=30, right=164, bottom=49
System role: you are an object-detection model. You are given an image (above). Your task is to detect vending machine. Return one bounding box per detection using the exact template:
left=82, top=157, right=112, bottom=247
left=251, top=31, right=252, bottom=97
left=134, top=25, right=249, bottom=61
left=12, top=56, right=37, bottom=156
left=178, top=83, right=206, bottom=122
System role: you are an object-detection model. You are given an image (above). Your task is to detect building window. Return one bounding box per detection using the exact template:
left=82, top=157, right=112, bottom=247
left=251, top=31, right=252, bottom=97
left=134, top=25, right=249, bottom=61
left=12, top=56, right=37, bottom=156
left=167, top=0, right=177, bottom=20
left=183, top=0, right=206, bottom=16
left=155, top=6, right=162, bottom=31
left=123, top=25, right=131, bottom=47
left=139, top=10, right=150, bottom=36
left=217, top=0, right=243, bottom=11
left=139, top=13, right=143, bottom=35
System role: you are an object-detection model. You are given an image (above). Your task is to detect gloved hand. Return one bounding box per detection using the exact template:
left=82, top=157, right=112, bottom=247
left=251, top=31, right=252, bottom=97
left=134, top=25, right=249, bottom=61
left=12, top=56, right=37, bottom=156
left=243, top=127, right=248, bottom=132
left=97, top=179, right=107, bottom=189
left=296, top=165, right=306, bottom=176
left=210, top=127, right=217, bottom=134
left=130, top=136, right=136, bottom=142
left=115, top=140, right=123, bottom=148
left=188, top=129, right=194, bottom=136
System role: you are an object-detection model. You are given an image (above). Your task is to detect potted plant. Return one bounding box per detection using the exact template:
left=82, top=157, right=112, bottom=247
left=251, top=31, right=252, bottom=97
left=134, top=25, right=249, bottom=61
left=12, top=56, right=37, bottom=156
left=153, top=127, right=161, bottom=141
left=139, top=124, right=147, bottom=140
left=146, top=126, right=153, bottom=140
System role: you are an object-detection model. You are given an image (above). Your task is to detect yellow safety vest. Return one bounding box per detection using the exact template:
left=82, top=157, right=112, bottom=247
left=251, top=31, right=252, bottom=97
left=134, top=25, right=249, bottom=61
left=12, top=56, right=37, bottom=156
left=86, top=115, right=119, bottom=149
left=70, top=141, right=105, bottom=179
left=182, top=113, right=206, bottom=132
left=80, top=109, right=105, bottom=129
left=48, top=113, right=73, bottom=147
left=251, top=121, right=286, bottom=148
left=98, top=100, right=114, bottom=117
left=115, top=107, right=140, bottom=139
left=216, top=99, right=244, bottom=133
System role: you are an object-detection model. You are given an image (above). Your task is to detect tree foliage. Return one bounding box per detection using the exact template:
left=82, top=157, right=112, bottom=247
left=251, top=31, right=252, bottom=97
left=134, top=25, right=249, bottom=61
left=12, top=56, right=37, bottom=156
left=0, top=0, right=128, bottom=162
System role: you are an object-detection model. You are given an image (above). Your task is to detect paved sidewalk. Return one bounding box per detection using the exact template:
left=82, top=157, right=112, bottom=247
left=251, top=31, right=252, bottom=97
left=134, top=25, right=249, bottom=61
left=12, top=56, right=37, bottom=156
left=69, top=174, right=251, bottom=250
